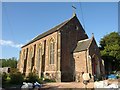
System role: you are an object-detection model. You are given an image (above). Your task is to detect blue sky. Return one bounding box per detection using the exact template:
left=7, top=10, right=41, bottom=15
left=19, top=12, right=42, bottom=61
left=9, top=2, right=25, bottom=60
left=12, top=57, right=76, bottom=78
left=1, top=2, right=118, bottom=59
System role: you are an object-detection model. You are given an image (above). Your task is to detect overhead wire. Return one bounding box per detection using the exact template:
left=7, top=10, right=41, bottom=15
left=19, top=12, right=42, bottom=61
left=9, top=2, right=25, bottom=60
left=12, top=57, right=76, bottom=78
left=79, top=0, right=86, bottom=30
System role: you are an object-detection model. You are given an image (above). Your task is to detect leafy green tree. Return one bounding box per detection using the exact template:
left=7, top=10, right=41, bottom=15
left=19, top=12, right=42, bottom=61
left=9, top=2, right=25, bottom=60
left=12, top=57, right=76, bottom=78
left=1, top=57, right=17, bottom=68
left=99, top=32, right=120, bottom=71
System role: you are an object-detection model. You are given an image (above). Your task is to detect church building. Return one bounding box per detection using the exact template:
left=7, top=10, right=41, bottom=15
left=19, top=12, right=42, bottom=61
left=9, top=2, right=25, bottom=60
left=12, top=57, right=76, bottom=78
left=17, top=14, right=105, bottom=82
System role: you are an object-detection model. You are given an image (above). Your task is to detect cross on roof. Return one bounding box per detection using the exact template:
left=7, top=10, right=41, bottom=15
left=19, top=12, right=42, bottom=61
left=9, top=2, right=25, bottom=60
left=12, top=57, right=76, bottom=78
left=72, top=5, right=77, bottom=15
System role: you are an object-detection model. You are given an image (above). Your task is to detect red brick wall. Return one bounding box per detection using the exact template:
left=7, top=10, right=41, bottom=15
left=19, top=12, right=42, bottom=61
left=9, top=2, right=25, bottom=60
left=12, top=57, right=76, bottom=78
left=89, top=38, right=105, bottom=79
left=60, top=16, right=88, bottom=81
left=73, top=51, right=87, bottom=82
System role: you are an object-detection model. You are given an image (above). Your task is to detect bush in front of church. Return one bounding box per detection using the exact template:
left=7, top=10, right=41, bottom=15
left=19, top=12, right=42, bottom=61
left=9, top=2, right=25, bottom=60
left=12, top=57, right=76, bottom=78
left=2, top=72, right=8, bottom=84
left=25, top=72, right=56, bottom=83
left=44, top=78, right=56, bottom=82
left=9, top=72, right=24, bottom=84
left=25, top=72, right=39, bottom=83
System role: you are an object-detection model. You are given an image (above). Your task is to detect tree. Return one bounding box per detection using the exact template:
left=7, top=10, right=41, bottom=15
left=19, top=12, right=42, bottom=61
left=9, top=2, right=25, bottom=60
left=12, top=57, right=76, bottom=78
left=99, top=32, right=120, bottom=71
left=1, top=57, right=18, bottom=68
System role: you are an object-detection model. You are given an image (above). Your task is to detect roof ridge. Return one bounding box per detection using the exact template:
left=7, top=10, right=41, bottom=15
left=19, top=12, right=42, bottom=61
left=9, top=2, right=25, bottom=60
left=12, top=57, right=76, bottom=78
left=86, top=36, right=94, bottom=50
left=56, top=15, right=76, bottom=30
left=78, top=38, right=90, bottom=43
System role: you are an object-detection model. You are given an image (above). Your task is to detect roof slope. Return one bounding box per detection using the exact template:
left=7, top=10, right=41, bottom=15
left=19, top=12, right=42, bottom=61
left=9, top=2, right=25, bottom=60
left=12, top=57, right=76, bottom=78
left=74, top=38, right=92, bottom=52
left=22, top=15, right=77, bottom=48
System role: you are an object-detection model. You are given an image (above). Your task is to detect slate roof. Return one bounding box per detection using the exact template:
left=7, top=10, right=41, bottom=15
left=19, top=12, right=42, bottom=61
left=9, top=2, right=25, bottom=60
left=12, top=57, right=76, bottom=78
left=73, top=38, right=92, bottom=52
left=22, top=15, right=77, bottom=48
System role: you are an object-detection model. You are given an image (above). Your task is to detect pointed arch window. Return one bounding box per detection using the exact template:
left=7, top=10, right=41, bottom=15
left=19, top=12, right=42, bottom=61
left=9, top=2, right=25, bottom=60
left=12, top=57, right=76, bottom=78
left=49, top=39, right=55, bottom=64
left=29, top=47, right=33, bottom=57
left=37, top=44, right=42, bottom=71
left=29, top=47, right=33, bottom=71
left=23, top=48, right=28, bottom=74
left=23, top=49, right=25, bottom=60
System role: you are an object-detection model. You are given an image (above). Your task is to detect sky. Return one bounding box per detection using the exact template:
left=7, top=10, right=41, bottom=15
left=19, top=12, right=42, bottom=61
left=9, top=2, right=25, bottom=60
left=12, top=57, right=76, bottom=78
left=1, top=2, right=118, bottom=59
left=118, top=1, right=120, bottom=33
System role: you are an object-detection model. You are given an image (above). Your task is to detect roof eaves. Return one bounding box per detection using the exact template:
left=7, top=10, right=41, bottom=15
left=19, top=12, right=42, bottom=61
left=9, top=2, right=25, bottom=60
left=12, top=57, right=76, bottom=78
left=73, top=49, right=87, bottom=53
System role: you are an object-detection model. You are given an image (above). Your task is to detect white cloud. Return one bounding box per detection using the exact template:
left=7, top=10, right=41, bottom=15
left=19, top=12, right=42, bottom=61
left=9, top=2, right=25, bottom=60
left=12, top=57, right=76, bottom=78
left=0, top=39, right=23, bottom=48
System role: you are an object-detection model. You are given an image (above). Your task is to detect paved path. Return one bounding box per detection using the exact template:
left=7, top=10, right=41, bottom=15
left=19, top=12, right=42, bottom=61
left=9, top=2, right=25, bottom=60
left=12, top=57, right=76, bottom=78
left=42, top=82, right=94, bottom=88
left=42, top=79, right=119, bottom=89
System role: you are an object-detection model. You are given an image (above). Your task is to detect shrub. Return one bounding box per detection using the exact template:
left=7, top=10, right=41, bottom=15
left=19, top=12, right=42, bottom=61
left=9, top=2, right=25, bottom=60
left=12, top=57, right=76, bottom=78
left=26, top=72, right=39, bottom=83
left=10, top=72, right=24, bottom=84
left=25, top=72, right=56, bottom=83
left=116, top=73, right=120, bottom=79
left=10, top=68, right=19, bottom=73
left=2, top=72, right=7, bottom=83
left=44, top=78, right=56, bottom=82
